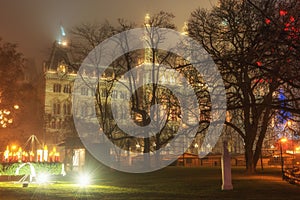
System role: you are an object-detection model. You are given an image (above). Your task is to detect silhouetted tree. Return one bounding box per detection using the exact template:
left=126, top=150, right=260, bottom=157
left=188, top=0, right=300, bottom=173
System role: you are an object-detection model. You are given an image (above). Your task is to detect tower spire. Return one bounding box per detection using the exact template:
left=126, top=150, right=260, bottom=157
left=181, top=21, right=188, bottom=35
left=57, top=22, right=67, bottom=46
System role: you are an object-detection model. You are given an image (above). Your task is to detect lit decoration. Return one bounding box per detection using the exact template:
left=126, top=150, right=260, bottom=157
left=279, top=10, right=287, bottom=16
left=0, top=109, right=13, bottom=128
left=22, top=152, right=28, bottom=162
left=11, top=145, right=17, bottom=151
left=48, top=147, right=60, bottom=162
left=3, top=146, right=9, bottom=162
left=256, top=61, right=262, bottom=67
left=29, top=151, right=34, bottom=162
left=43, top=145, right=48, bottom=162
left=37, top=149, right=43, bottom=162
left=1, top=143, right=60, bottom=163
left=0, top=105, right=20, bottom=128
left=55, top=152, right=60, bottom=162
left=265, top=18, right=271, bottom=24
left=17, top=147, right=22, bottom=162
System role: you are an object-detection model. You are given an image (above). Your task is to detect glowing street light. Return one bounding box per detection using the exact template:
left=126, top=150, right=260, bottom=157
left=36, top=173, right=50, bottom=184
left=280, top=137, right=287, bottom=143
left=280, top=137, right=287, bottom=180
left=11, top=145, right=17, bottom=151
left=77, top=173, right=91, bottom=187
left=295, top=146, right=300, bottom=153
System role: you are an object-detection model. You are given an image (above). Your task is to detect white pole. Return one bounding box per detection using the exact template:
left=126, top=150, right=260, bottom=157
left=222, top=140, right=233, bottom=190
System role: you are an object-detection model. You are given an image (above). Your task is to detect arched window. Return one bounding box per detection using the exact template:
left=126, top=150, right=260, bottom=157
left=53, top=102, right=61, bottom=115
left=67, top=104, right=71, bottom=115
left=51, top=120, right=56, bottom=129
left=63, top=104, right=67, bottom=115
left=57, top=119, right=62, bottom=129
left=63, top=103, right=72, bottom=115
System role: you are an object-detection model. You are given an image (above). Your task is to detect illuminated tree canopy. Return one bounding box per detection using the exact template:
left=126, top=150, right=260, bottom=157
left=0, top=39, right=25, bottom=128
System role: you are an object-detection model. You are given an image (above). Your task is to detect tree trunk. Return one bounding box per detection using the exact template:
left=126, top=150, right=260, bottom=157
left=245, top=144, right=256, bottom=174
left=144, top=137, right=150, bottom=166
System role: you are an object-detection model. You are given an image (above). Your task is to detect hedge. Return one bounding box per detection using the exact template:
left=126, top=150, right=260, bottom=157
left=0, top=162, right=63, bottom=176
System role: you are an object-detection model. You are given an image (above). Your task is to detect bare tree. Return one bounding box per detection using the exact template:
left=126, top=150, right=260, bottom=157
left=70, top=12, right=179, bottom=165
left=188, top=0, right=300, bottom=173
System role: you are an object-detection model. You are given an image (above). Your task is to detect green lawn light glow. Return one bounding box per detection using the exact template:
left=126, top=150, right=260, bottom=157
left=36, top=172, right=50, bottom=184
left=77, top=173, right=91, bottom=187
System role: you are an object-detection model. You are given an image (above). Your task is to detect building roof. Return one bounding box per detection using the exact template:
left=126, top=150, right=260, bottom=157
left=45, top=42, right=77, bottom=73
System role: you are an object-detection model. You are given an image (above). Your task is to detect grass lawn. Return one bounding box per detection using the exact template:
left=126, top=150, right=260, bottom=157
left=0, top=167, right=299, bottom=200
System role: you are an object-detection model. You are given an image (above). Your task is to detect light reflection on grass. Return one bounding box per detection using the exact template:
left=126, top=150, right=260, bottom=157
left=0, top=167, right=299, bottom=200
left=0, top=182, right=141, bottom=199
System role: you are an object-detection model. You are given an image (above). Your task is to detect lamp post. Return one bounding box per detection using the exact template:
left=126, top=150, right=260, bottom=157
left=280, top=137, right=287, bottom=180
left=287, top=120, right=296, bottom=167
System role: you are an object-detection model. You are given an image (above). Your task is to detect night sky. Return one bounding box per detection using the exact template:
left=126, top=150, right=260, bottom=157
left=0, top=0, right=216, bottom=66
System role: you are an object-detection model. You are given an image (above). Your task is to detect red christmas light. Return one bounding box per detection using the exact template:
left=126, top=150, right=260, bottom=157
left=256, top=61, right=262, bottom=67
left=280, top=10, right=287, bottom=16
left=265, top=18, right=271, bottom=24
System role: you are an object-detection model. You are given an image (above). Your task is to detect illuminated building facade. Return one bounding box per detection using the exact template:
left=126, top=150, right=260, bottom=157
left=43, top=15, right=248, bottom=170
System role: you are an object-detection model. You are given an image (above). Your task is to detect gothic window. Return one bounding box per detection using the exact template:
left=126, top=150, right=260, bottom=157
left=57, top=61, right=67, bottom=73
left=112, top=90, right=118, bottom=99
left=81, top=87, right=89, bottom=96
left=63, top=84, right=71, bottom=93
left=63, top=103, right=72, bottom=115
left=53, top=84, right=61, bottom=93
left=51, top=120, right=56, bottom=129
left=57, top=119, right=62, bottom=129
left=67, top=104, right=71, bottom=115
left=119, top=91, right=124, bottom=99
left=53, top=102, right=61, bottom=115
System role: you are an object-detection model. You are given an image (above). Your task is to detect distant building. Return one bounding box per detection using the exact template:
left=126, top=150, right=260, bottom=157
left=42, top=16, right=249, bottom=171
left=43, top=40, right=77, bottom=145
